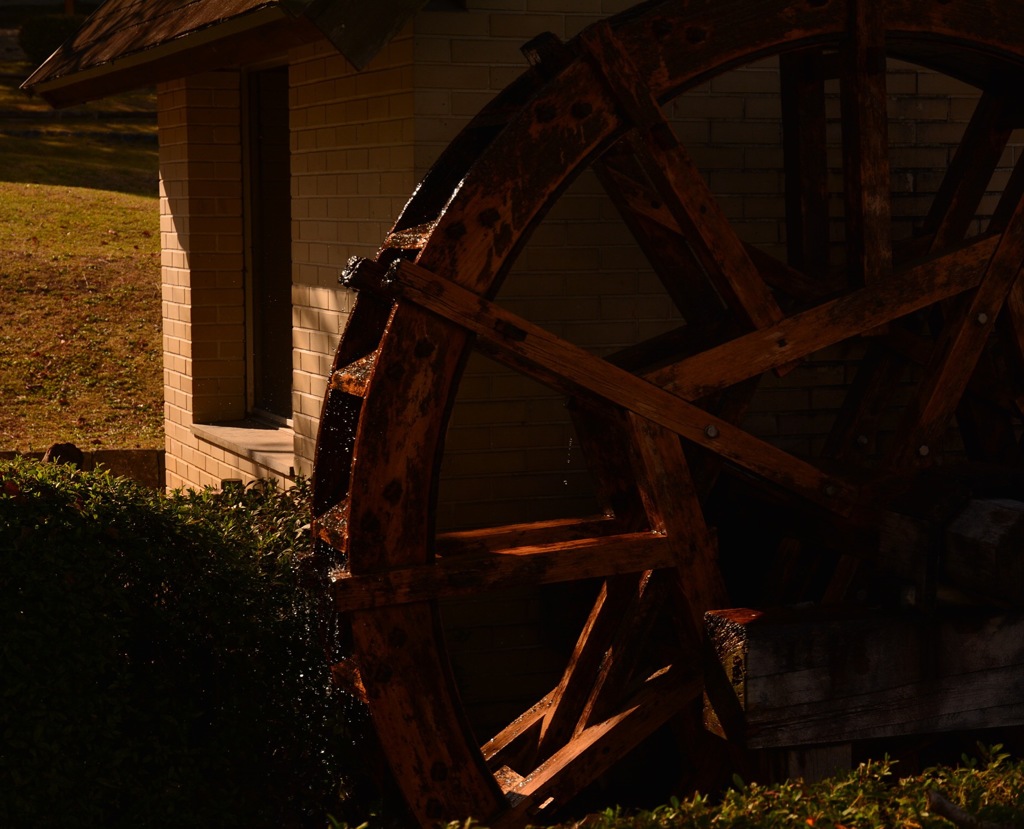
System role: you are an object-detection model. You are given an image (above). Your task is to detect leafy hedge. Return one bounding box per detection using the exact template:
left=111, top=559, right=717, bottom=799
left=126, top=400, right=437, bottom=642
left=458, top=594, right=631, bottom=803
left=5, top=459, right=1022, bottom=829
left=554, top=748, right=1024, bottom=829
left=0, top=458, right=369, bottom=829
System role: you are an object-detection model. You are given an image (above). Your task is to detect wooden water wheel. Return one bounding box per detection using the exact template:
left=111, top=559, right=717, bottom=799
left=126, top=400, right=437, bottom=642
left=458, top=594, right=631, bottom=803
left=313, top=1, right=1024, bottom=824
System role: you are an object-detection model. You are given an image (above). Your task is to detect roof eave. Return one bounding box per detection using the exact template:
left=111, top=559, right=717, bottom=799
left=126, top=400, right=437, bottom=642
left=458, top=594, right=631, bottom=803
left=24, top=6, right=322, bottom=108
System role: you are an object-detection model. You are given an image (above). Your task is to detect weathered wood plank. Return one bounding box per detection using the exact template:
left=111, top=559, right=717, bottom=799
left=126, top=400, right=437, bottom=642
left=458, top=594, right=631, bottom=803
left=535, top=575, right=650, bottom=760
left=435, top=515, right=619, bottom=556
left=529, top=406, right=673, bottom=761
left=782, top=744, right=853, bottom=784
left=646, top=235, right=999, bottom=400
left=331, top=533, right=676, bottom=612
left=380, top=220, right=437, bottom=252
left=350, top=605, right=506, bottom=823
left=572, top=574, right=675, bottom=736
left=328, top=349, right=378, bottom=398
left=944, top=498, right=1024, bottom=605
left=481, top=691, right=554, bottom=773
left=840, top=0, right=892, bottom=285
left=626, top=412, right=729, bottom=630
left=582, top=23, right=783, bottom=330
left=344, top=258, right=857, bottom=513
left=537, top=417, right=730, bottom=761
left=705, top=607, right=1024, bottom=748
left=866, top=490, right=1024, bottom=607
left=494, top=667, right=702, bottom=827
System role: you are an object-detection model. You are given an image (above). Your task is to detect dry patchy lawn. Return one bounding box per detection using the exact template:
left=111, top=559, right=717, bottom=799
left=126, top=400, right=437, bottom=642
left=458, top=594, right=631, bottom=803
left=0, top=57, right=161, bottom=452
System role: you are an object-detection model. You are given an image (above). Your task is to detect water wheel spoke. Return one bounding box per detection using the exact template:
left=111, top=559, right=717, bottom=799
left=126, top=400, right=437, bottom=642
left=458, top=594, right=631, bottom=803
left=923, top=90, right=1018, bottom=252
left=346, top=257, right=855, bottom=511
left=596, top=143, right=828, bottom=308
left=646, top=234, right=998, bottom=400
left=570, top=574, right=681, bottom=737
left=956, top=375, right=1021, bottom=463
left=565, top=399, right=650, bottom=527
left=510, top=411, right=727, bottom=761
left=743, top=245, right=833, bottom=306
left=483, top=691, right=556, bottom=773
left=331, top=532, right=678, bottom=612
left=350, top=605, right=508, bottom=821
left=840, top=0, right=892, bottom=285
left=594, top=143, right=724, bottom=316
left=625, top=412, right=728, bottom=626
left=435, top=515, right=621, bottom=555
left=802, top=8, right=892, bottom=458
left=535, top=574, right=652, bottom=761
left=495, top=666, right=703, bottom=827
left=581, top=23, right=783, bottom=331
left=535, top=413, right=730, bottom=755
left=780, top=47, right=831, bottom=277
left=825, top=312, right=1017, bottom=463
left=686, top=376, right=765, bottom=495
left=991, top=147, right=1024, bottom=234
left=539, top=414, right=730, bottom=742
left=889, top=192, right=1024, bottom=465
left=881, top=324, right=1023, bottom=417
left=942, top=313, right=1024, bottom=462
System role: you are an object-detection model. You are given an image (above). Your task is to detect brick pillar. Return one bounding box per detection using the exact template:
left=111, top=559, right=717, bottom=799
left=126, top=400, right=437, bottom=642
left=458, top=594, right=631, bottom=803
left=158, top=72, right=246, bottom=432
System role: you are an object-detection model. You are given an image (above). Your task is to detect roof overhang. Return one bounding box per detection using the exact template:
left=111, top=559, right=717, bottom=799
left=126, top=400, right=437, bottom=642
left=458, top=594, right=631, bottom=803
left=22, top=0, right=429, bottom=108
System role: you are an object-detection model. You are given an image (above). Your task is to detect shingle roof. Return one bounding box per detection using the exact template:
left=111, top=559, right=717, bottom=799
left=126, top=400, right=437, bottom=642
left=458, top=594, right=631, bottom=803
left=23, top=0, right=428, bottom=107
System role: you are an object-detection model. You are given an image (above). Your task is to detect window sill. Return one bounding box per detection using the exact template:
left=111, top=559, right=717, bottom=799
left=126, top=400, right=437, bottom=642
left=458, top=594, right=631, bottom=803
left=192, top=419, right=295, bottom=478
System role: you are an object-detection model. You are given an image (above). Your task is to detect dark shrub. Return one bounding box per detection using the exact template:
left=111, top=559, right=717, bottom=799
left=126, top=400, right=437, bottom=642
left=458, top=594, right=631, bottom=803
left=18, top=13, right=86, bottom=66
left=0, top=458, right=361, bottom=828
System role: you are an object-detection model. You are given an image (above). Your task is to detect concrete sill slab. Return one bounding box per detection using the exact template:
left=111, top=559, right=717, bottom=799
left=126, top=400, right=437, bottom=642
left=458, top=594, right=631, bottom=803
left=192, top=419, right=295, bottom=478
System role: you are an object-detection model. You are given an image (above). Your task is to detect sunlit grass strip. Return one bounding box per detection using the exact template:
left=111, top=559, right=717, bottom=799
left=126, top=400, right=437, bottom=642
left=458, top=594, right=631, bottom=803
left=0, top=179, right=161, bottom=452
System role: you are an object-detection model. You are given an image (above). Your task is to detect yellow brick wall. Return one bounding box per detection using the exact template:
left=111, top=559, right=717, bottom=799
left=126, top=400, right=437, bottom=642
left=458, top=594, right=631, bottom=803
left=159, top=72, right=292, bottom=490
left=288, top=34, right=416, bottom=474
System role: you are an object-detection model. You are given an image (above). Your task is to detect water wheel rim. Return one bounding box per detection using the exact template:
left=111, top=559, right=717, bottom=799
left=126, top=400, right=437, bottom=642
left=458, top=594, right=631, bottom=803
left=314, top=1, right=1024, bottom=824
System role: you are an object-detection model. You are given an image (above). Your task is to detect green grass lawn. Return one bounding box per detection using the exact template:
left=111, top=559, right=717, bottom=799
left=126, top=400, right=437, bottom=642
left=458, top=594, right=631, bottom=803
left=0, top=56, right=161, bottom=451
